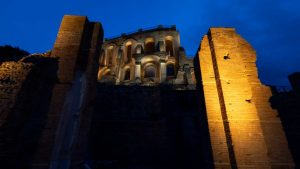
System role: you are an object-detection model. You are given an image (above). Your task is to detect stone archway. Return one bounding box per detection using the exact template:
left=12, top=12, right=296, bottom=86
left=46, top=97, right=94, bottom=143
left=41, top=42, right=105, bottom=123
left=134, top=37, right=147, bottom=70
left=144, top=65, right=156, bottom=78
left=124, top=68, right=131, bottom=81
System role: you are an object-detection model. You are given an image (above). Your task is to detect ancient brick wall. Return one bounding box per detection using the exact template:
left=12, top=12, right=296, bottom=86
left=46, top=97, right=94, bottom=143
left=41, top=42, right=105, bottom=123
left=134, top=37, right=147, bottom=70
left=196, top=28, right=294, bottom=168
left=235, top=33, right=294, bottom=167
left=0, top=62, right=33, bottom=126
left=0, top=62, right=34, bottom=166
left=0, top=57, right=58, bottom=168
left=0, top=15, right=103, bottom=169
left=197, top=35, right=231, bottom=168
left=32, top=15, right=103, bottom=169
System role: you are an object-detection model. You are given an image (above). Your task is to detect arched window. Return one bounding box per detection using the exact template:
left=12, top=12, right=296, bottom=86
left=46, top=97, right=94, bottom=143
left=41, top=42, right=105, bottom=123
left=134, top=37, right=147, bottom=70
left=124, top=69, right=130, bottom=81
left=144, top=66, right=156, bottom=78
left=118, top=49, right=123, bottom=59
left=165, top=36, right=174, bottom=56
left=145, top=38, right=155, bottom=55
left=167, top=64, right=175, bottom=77
left=126, top=42, right=132, bottom=63
left=127, top=45, right=132, bottom=61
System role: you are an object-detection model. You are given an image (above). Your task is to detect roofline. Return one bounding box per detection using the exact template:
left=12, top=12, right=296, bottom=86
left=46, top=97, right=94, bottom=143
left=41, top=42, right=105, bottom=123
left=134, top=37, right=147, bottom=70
left=104, top=25, right=177, bottom=42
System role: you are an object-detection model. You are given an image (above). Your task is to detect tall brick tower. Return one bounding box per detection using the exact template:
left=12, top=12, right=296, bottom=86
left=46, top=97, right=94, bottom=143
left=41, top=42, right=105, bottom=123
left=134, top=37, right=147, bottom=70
left=196, top=28, right=294, bottom=168
left=32, top=15, right=103, bottom=169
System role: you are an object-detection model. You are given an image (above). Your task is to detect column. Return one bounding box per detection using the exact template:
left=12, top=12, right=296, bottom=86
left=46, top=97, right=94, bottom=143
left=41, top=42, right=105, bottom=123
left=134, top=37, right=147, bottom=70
left=160, top=60, right=166, bottom=82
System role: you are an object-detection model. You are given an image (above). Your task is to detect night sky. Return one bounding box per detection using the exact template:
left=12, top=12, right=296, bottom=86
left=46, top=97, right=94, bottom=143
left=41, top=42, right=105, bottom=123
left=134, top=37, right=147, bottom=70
left=1, top=0, right=299, bottom=87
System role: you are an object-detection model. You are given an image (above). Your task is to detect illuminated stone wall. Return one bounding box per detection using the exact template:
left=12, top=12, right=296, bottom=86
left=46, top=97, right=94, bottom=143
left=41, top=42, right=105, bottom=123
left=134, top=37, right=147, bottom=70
left=196, top=28, right=294, bottom=168
left=98, top=26, right=195, bottom=87
left=99, top=27, right=180, bottom=84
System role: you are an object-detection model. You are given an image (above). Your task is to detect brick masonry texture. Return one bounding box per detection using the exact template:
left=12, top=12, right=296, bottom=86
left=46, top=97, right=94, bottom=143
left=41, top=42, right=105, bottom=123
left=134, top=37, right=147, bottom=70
left=0, top=62, right=33, bottom=126
left=196, top=28, right=294, bottom=168
left=0, top=57, right=58, bottom=168
left=32, top=15, right=103, bottom=169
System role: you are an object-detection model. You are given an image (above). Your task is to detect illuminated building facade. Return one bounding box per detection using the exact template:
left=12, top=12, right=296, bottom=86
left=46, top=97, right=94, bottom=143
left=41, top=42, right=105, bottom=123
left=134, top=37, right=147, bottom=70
left=98, top=26, right=195, bottom=88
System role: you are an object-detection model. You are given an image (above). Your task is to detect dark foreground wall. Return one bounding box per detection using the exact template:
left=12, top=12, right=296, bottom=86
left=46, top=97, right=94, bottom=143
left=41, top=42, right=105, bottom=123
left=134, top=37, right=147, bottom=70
left=0, top=15, right=103, bottom=169
left=270, top=73, right=300, bottom=168
left=88, top=85, right=213, bottom=169
left=32, top=15, right=103, bottom=169
left=0, top=58, right=58, bottom=169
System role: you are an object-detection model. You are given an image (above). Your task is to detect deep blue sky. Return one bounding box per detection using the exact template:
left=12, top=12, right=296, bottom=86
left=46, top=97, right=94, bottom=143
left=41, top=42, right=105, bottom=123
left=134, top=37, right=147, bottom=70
left=1, top=0, right=299, bottom=87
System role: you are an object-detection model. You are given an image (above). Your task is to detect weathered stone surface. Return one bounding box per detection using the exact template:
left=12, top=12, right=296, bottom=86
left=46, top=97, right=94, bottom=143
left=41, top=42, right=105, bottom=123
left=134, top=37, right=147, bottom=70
left=197, top=35, right=231, bottom=168
left=0, top=57, right=58, bottom=169
left=0, top=62, right=33, bottom=126
left=51, top=15, right=88, bottom=83
left=196, top=28, right=294, bottom=168
left=32, top=15, right=103, bottom=169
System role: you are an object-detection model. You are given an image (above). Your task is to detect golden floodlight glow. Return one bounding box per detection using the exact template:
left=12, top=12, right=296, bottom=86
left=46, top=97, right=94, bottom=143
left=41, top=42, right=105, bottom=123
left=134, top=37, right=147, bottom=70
left=145, top=37, right=154, bottom=43
left=165, top=35, right=173, bottom=41
left=197, top=28, right=294, bottom=168
left=125, top=41, right=132, bottom=46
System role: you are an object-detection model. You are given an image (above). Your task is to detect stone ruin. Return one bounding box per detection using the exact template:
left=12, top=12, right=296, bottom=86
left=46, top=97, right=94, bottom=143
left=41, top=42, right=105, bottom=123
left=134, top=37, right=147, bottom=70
left=0, top=15, right=295, bottom=169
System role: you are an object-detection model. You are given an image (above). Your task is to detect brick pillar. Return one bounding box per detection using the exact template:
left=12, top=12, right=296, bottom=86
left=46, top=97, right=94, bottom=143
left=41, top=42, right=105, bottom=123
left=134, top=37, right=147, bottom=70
left=198, top=34, right=231, bottom=168
left=32, top=15, right=103, bottom=169
left=196, top=28, right=294, bottom=168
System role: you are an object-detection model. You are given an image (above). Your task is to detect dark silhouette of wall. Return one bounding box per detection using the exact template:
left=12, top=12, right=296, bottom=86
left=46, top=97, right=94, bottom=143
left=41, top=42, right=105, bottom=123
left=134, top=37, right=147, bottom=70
left=32, top=15, right=103, bottom=169
left=270, top=72, right=300, bottom=168
left=0, top=57, right=58, bottom=169
left=88, top=85, right=213, bottom=169
left=0, top=15, right=103, bottom=169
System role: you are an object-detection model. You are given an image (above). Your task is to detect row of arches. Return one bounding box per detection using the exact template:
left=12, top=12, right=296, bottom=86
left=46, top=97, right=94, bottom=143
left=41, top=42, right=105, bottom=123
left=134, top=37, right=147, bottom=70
left=123, top=63, right=175, bottom=81
left=142, top=36, right=174, bottom=55
left=100, top=36, right=175, bottom=66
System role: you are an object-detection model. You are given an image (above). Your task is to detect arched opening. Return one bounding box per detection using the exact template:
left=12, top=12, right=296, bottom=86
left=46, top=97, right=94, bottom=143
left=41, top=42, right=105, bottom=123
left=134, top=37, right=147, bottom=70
left=98, top=67, right=111, bottom=81
left=124, top=69, right=130, bottom=81
left=144, top=65, right=156, bottom=78
left=118, top=49, right=123, bottom=60
left=165, top=36, right=174, bottom=56
left=107, top=46, right=114, bottom=65
left=166, top=64, right=175, bottom=77
left=126, top=42, right=132, bottom=63
left=145, top=38, right=155, bottom=55
left=102, top=69, right=111, bottom=77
